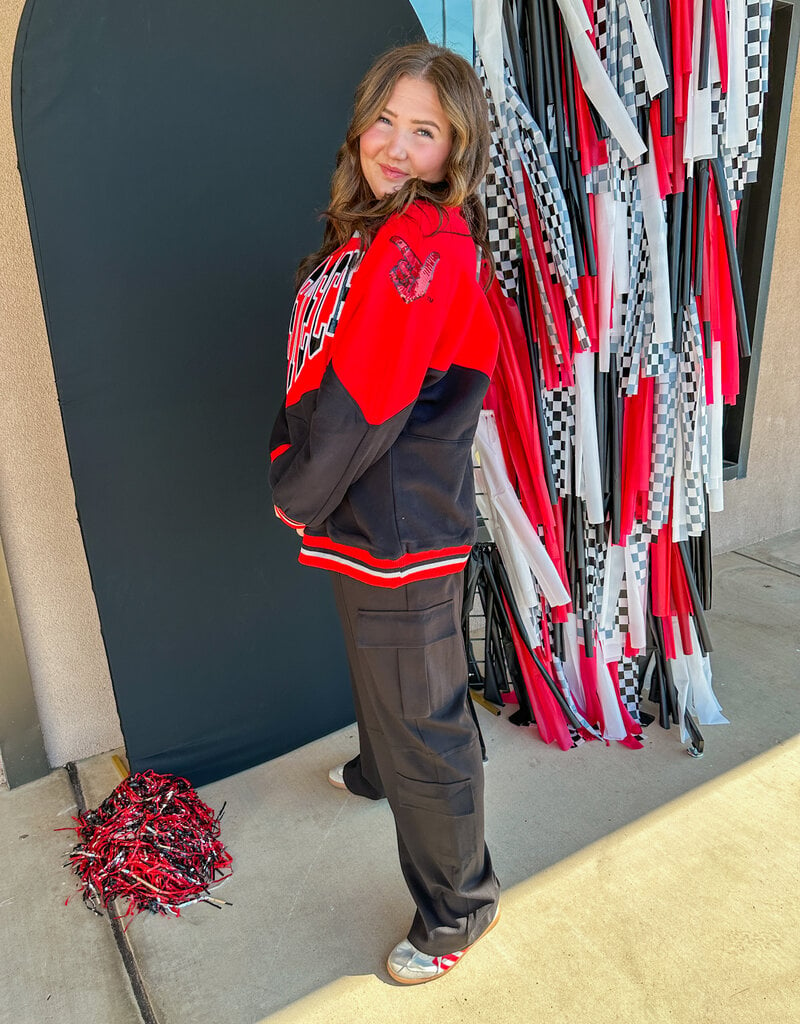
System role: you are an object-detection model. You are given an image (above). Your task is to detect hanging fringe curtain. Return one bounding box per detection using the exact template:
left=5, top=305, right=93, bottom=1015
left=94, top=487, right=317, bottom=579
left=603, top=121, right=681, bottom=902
left=467, top=0, right=769, bottom=754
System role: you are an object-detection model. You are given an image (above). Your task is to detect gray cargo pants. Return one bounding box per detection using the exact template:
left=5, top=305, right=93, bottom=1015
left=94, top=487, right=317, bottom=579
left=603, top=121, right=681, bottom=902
left=331, top=570, right=500, bottom=956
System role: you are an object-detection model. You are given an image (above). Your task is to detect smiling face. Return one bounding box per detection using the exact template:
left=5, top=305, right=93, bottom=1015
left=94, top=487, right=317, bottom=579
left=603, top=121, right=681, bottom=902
left=358, top=75, right=453, bottom=199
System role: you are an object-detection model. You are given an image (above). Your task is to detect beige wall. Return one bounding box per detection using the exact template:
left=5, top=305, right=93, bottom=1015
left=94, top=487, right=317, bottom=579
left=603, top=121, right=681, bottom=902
left=1, top=0, right=123, bottom=768
left=0, top=3, right=796, bottom=769
left=714, top=59, right=800, bottom=552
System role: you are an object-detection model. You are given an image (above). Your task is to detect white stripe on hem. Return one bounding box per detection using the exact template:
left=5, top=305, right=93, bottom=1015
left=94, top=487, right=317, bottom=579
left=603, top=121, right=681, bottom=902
left=300, top=548, right=469, bottom=581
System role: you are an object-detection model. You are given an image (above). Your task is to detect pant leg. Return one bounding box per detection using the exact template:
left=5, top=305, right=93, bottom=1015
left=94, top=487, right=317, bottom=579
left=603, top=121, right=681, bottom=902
left=331, top=574, right=385, bottom=800
left=333, top=570, right=500, bottom=956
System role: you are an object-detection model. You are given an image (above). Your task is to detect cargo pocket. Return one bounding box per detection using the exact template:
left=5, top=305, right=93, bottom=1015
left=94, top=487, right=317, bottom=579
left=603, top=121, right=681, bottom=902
left=396, top=774, right=476, bottom=868
left=356, top=599, right=459, bottom=720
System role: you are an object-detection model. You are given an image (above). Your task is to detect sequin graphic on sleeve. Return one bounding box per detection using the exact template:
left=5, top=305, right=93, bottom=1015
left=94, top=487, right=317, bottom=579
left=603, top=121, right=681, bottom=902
left=389, top=236, right=440, bottom=303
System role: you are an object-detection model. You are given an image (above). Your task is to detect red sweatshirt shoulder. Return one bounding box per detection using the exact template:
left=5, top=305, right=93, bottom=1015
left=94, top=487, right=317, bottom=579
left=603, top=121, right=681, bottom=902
left=330, top=203, right=477, bottom=425
left=385, top=202, right=476, bottom=269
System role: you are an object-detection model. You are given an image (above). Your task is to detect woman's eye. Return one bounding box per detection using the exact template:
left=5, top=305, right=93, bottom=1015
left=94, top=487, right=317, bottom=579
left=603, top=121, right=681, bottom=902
left=378, top=115, right=391, bottom=125
left=417, top=128, right=433, bottom=138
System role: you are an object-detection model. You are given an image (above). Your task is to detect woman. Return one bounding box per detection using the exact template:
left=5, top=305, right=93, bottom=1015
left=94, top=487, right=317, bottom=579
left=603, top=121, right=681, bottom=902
left=269, top=42, right=501, bottom=984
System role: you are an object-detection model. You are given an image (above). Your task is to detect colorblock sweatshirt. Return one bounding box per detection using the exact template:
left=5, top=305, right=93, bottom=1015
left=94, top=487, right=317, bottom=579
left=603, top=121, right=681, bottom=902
left=269, top=200, right=499, bottom=587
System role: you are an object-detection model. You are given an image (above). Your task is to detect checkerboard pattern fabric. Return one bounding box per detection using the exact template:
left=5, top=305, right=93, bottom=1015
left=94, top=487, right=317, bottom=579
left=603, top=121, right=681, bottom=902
left=477, top=54, right=592, bottom=356
left=480, top=65, right=519, bottom=298
left=710, top=83, right=726, bottom=151
left=595, top=541, right=630, bottom=649
left=477, top=56, right=563, bottom=360
left=605, top=171, right=647, bottom=377
left=715, top=0, right=773, bottom=204
left=589, top=159, right=617, bottom=199
left=608, top=576, right=630, bottom=647
left=592, top=523, right=649, bottom=653
left=484, top=158, right=519, bottom=298
left=730, top=0, right=773, bottom=196
left=528, top=585, right=544, bottom=651
left=627, top=520, right=651, bottom=584
left=595, top=0, right=610, bottom=68
left=618, top=655, right=642, bottom=724
left=584, top=520, right=608, bottom=624
left=504, top=77, right=591, bottom=352
left=642, top=253, right=673, bottom=380
left=648, top=371, right=678, bottom=533
left=617, top=195, right=652, bottom=395
left=614, top=0, right=642, bottom=121
left=541, top=384, right=576, bottom=498
left=675, top=304, right=709, bottom=537
left=601, top=168, right=664, bottom=400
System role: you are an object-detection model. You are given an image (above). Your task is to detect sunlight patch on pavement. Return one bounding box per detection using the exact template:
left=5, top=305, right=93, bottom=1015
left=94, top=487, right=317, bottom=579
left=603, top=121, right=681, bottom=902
left=260, top=735, right=800, bottom=1024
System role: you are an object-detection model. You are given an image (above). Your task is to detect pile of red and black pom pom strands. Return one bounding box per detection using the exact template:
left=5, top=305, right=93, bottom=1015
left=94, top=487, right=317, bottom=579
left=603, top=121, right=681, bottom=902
left=63, top=771, right=232, bottom=925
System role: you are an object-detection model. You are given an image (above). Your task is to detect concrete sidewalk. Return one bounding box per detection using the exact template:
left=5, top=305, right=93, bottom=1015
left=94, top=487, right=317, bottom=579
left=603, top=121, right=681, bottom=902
left=2, top=532, right=799, bottom=1024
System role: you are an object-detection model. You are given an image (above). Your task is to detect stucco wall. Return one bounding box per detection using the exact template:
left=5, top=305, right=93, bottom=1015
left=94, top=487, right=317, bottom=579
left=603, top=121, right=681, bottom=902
left=1, top=0, right=124, bottom=767
left=0, top=1, right=796, bottom=769
left=713, top=58, right=800, bottom=552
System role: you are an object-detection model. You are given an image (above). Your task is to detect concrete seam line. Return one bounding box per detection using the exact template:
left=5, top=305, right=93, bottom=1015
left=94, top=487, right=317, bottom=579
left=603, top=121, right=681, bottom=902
left=64, top=762, right=160, bottom=1024
left=732, top=550, right=800, bottom=578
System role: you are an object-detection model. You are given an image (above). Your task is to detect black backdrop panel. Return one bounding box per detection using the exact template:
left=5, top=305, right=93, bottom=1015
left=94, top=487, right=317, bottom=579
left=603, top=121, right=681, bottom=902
left=13, top=1, right=424, bottom=785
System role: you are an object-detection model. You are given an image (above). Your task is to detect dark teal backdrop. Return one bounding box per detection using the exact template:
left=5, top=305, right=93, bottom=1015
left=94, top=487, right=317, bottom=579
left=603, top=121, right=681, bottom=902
left=12, top=1, right=425, bottom=785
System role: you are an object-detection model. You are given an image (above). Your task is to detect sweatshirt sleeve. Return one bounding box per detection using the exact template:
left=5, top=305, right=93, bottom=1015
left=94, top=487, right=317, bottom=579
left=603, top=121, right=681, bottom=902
left=269, top=208, right=466, bottom=530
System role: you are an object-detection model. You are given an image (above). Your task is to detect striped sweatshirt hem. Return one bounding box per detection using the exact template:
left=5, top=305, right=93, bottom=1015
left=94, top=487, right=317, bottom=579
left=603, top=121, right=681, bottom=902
left=298, top=536, right=472, bottom=589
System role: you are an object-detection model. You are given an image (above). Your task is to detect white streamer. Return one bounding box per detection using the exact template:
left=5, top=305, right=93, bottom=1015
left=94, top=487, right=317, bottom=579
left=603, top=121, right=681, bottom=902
left=474, top=412, right=571, bottom=609
left=685, top=0, right=713, bottom=161
left=707, top=340, right=724, bottom=511
left=574, top=350, right=605, bottom=524
left=472, top=0, right=505, bottom=108
left=623, top=544, right=648, bottom=651
left=553, top=0, right=647, bottom=161
left=599, top=543, right=626, bottom=632
left=726, top=0, right=748, bottom=149
left=595, top=190, right=617, bottom=371
left=638, top=149, right=673, bottom=347
left=595, top=639, right=627, bottom=740
left=670, top=618, right=729, bottom=742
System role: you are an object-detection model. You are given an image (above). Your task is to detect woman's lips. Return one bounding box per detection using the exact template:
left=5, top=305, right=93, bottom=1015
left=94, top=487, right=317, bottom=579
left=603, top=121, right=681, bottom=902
left=380, top=164, right=408, bottom=179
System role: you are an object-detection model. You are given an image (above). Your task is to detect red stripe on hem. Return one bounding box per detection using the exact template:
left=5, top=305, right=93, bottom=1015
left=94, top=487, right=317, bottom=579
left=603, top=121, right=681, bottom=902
left=300, top=534, right=472, bottom=569
left=298, top=550, right=469, bottom=588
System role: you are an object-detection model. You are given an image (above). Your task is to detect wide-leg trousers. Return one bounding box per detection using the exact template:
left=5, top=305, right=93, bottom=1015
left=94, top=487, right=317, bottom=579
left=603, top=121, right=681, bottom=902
left=331, top=570, right=500, bottom=956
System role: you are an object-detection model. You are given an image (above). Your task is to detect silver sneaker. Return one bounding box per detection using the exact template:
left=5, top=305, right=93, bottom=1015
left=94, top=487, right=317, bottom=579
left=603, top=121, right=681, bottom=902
left=327, top=763, right=348, bottom=790
left=386, top=904, right=501, bottom=985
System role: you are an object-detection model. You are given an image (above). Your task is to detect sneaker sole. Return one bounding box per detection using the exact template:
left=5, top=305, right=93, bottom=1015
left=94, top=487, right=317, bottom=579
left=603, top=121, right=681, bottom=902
left=327, top=773, right=348, bottom=791
left=387, top=904, right=501, bottom=985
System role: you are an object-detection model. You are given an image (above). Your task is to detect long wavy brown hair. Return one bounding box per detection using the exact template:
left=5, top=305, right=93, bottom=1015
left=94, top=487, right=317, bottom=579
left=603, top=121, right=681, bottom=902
left=296, top=43, right=493, bottom=289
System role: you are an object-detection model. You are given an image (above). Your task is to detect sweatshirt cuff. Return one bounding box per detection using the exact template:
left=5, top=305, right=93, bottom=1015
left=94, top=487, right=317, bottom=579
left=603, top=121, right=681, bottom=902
left=274, top=505, right=306, bottom=530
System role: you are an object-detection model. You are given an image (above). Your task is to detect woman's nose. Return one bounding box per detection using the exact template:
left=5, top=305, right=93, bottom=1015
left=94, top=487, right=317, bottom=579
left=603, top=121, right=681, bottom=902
left=386, top=130, right=408, bottom=160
